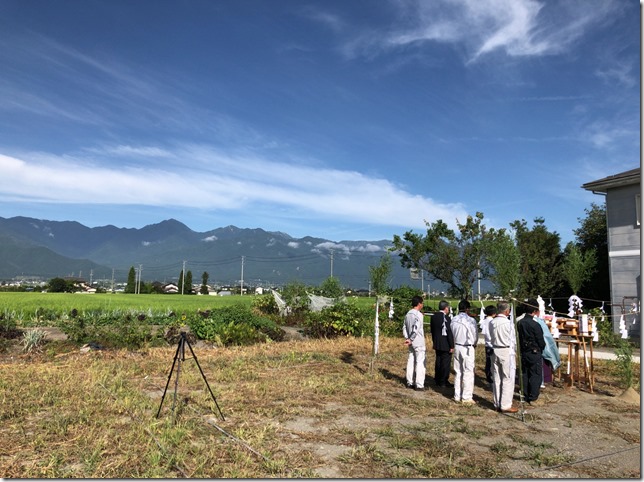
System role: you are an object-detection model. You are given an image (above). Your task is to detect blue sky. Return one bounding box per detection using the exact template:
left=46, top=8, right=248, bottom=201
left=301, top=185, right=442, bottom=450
left=0, top=0, right=639, bottom=245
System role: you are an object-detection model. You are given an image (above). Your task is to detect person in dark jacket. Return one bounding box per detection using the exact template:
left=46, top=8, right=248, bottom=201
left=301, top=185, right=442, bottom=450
left=430, top=300, right=454, bottom=388
left=517, top=299, right=547, bottom=405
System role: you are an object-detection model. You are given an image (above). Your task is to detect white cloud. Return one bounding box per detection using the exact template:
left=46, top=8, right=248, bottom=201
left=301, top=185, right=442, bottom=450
left=202, top=235, right=217, bottom=242
left=595, top=62, right=636, bottom=88
left=342, top=0, right=619, bottom=63
left=287, top=241, right=300, bottom=249
left=353, top=243, right=383, bottom=253
left=0, top=146, right=467, bottom=232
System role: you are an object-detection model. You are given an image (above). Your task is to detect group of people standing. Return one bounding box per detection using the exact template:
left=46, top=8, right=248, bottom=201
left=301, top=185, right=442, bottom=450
left=403, top=296, right=559, bottom=413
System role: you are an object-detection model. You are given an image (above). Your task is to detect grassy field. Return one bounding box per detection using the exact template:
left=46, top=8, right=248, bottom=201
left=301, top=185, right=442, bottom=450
left=0, top=292, right=455, bottom=318
left=0, top=292, right=254, bottom=317
left=0, top=336, right=640, bottom=478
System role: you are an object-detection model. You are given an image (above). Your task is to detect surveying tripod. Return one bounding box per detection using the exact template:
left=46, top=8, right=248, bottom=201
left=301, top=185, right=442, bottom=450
left=156, top=331, right=225, bottom=421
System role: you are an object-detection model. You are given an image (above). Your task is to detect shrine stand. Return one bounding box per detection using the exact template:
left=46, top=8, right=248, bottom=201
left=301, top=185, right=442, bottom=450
left=545, top=315, right=595, bottom=393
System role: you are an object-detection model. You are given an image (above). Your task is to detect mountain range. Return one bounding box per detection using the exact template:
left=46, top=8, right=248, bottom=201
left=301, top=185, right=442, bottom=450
left=0, top=216, right=430, bottom=290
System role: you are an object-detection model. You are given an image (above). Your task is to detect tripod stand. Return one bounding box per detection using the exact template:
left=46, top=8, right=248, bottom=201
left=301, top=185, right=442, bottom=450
left=156, top=331, right=225, bottom=421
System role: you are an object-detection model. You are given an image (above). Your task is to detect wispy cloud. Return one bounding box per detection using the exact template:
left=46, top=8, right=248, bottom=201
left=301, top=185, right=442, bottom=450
left=595, top=61, right=637, bottom=88
left=338, top=0, right=620, bottom=63
left=0, top=146, right=468, bottom=231
left=0, top=33, right=268, bottom=147
left=298, top=6, right=346, bottom=32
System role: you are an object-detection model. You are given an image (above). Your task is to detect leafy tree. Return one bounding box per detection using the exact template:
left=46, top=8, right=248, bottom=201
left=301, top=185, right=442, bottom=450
left=561, top=243, right=596, bottom=294
left=369, top=254, right=392, bottom=298
left=125, top=266, right=136, bottom=294
left=511, top=217, right=563, bottom=298
left=391, top=212, right=489, bottom=300
left=368, top=254, right=393, bottom=359
left=200, top=271, right=210, bottom=295
left=48, top=277, right=71, bottom=293
left=573, top=202, right=609, bottom=303
left=484, top=228, right=521, bottom=299
left=319, top=276, right=344, bottom=299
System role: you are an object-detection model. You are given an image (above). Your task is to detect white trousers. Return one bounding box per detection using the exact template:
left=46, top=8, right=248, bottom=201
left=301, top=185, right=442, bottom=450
left=406, top=345, right=426, bottom=388
left=492, top=348, right=516, bottom=410
left=453, top=345, right=475, bottom=401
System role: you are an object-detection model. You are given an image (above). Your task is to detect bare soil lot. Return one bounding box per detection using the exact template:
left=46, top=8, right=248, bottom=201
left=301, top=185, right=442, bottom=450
left=0, top=333, right=640, bottom=478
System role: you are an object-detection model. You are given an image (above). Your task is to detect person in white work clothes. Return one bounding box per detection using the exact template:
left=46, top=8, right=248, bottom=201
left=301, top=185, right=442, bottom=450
left=450, top=299, right=479, bottom=404
left=489, top=301, right=519, bottom=413
left=403, top=295, right=427, bottom=391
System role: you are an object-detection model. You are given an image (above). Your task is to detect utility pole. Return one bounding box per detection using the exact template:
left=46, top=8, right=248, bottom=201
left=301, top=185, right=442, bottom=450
left=330, top=250, right=334, bottom=277
left=137, top=264, right=143, bottom=294
left=111, top=268, right=115, bottom=293
left=181, top=260, right=186, bottom=295
left=89, top=269, right=93, bottom=286
left=240, top=256, right=245, bottom=295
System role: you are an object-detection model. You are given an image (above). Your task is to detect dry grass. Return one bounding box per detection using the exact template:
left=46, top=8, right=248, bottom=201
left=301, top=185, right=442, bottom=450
left=0, top=336, right=640, bottom=478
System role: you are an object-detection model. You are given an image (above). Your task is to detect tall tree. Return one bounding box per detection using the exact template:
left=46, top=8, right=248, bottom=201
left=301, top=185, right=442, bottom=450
left=511, top=217, right=563, bottom=298
left=573, top=202, right=609, bottom=303
left=185, top=270, right=193, bottom=294
left=484, top=228, right=521, bottom=299
left=48, top=277, right=71, bottom=293
left=125, top=266, right=136, bottom=294
left=200, top=271, right=210, bottom=295
left=562, top=243, right=596, bottom=295
left=391, top=212, right=489, bottom=300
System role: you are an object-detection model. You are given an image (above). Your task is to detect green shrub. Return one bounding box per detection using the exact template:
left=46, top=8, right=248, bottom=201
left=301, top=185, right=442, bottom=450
left=612, top=339, right=635, bottom=389
left=279, top=282, right=311, bottom=325
left=305, top=299, right=372, bottom=338
left=186, top=305, right=283, bottom=346
left=251, top=293, right=280, bottom=317
left=591, top=308, right=620, bottom=347
left=0, top=309, right=18, bottom=337
left=56, top=310, right=159, bottom=349
left=22, top=328, right=47, bottom=353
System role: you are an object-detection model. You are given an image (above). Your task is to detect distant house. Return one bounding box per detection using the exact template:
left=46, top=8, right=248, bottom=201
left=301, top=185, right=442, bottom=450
left=582, top=167, right=640, bottom=336
left=163, top=283, right=179, bottom=294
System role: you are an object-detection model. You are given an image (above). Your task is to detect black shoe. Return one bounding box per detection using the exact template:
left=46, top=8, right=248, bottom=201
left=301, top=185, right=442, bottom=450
left=444, top=382, right=454, bottom=388
left=414, top=386, right=427, bottom=391
left=435, top=383, right=445, bottom=387
left=406, top=384, right=414, bottom=389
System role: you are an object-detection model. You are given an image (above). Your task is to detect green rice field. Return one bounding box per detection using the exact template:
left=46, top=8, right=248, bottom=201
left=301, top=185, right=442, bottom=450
left=0, top=292, right=253, bottom=322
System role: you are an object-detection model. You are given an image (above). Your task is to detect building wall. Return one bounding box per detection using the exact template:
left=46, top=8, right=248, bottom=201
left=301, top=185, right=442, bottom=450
left=606, top=184, right=641, bottom=334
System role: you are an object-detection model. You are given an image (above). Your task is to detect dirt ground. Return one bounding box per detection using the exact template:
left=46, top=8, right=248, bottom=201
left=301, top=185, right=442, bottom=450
left=2, top=328, right=641, bottom=478
left=269, top=366, right=641, bottom=478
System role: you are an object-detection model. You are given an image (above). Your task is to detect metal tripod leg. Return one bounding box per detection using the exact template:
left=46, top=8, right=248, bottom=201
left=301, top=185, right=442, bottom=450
left=183, top=335, right=225, bottom=421
left=156, top=335, right=185, bottom=419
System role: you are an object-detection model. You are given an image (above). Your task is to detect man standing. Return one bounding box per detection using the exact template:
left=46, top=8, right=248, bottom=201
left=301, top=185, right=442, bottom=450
left=403, top=295, right=426, bottom=391
left=489, top=301, right=518, bottom=413
left=480, top=304, right=497, bottom=385
left=517, top=300, right=546, bottom=405
left=451, top=299, right=479, bottom=404
left=430, top=300, right=454, bottom=388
